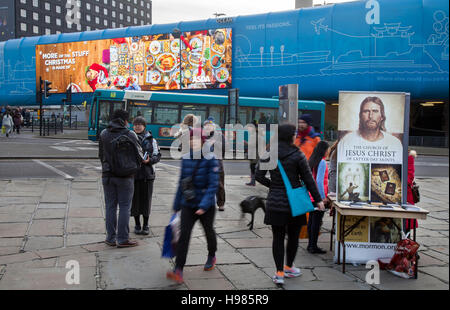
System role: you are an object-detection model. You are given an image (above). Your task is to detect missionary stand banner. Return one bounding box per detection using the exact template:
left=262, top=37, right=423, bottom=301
left=335, top=91, right=410, bottom=263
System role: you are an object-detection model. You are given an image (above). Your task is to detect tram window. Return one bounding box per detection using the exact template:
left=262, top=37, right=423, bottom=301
left=154, top=103, right=179, bottom=125
left=208, top=106, right=225, bottom=127
left=128, top=101, right=152, bottom=124
left=98, top=100, right=125, bottom=127
left=90, top=102, right=97, bottom=128
left=237, top=107, right=252, bottom=125
left=181, top=105, right=207, bottom=124
left=254, top=108, right=277, bottom=124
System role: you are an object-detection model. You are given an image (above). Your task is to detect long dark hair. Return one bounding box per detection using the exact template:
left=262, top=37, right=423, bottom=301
left=309, top=141, right=329, bottom=172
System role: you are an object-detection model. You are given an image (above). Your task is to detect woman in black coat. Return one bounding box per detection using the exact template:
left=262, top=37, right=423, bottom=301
left=131, top=117, right=161, bottom=235
left=256, top=123, right=325, bottom=285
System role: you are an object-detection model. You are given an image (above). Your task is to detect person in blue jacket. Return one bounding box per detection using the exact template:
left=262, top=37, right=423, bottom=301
left=166, top=128, right=220, bottom=284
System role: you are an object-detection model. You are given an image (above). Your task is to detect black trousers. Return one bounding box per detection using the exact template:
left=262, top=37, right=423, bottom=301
left=307, top=210, right=325, bottom=249
left=175, top=206, right=217, bottom=270
left=271, top=223, right=302, bottom=272
left=216, top=160, right=225, bottom=207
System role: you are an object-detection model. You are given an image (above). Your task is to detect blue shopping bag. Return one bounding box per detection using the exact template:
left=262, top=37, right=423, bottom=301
left=278, top=160, right=315, bottom=217
left=162, top=213, right=180, bottom=258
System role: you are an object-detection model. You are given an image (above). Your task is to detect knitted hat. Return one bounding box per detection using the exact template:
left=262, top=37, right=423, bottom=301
left=299, top=114, right=312, bottom=125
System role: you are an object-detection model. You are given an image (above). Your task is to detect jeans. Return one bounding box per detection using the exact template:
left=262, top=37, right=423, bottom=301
left=175, top=206, right=217, bottom=270
left=102, top=176, right=134, bottom=244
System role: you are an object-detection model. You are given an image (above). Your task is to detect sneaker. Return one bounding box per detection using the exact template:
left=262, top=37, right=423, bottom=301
left=141, top=226, right=150, bottom=235
left=218, top=206, right=225, bottom=212
left=134, top=226, right=142, bottom=235
left=204, top=255, right=216, bottom=271
left=246, top=182, right=256, bottom=186
left=284, top=265, right=302, bottom=278
left=117, top=240, right=139, bottom=248
left=166, top=268, right=183, bottom=284
left=272, top=271, right=285, bottom=285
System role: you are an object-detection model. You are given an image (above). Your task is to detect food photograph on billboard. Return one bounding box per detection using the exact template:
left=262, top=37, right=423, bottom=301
left=35, top=28, right=232, bottom=94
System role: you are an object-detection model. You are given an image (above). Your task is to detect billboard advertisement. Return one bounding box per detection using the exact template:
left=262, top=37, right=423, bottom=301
left=35, top=28, right=232, bottom=93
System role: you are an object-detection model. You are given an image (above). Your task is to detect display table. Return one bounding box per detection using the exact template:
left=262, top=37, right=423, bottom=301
left=328, top=195, right=429, bottom=276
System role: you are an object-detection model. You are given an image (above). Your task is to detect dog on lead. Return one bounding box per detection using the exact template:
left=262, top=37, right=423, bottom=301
left=239, top=196, right=266, bottom=230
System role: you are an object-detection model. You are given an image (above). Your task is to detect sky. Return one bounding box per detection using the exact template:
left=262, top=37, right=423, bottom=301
left=151, top=0, right=358, bottom=25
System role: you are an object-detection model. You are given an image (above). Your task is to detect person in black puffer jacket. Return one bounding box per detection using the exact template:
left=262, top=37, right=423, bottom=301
left=131, top=117, right=161, bottom=236
left=166, top=128, right=220, bottom=284
left=256, top=123, right=325, bottom=285
left=99, top=109, right=148, bottom=248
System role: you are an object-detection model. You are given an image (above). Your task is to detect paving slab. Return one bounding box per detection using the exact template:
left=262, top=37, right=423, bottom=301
left=66, top=234, right=106, bottom=246
left=225, top=238, right=272, bottom=248
left=29, top=219, right=64, bottom=236
left=41, top=184, right=68, bottom=203
left=97, top=241, right=174, bottom=290
left=24, top=236, right=64, bottom=251
left=0, top=223, right=28, bottom=238
left=419, top=266, right=449, bottom=283
left=34, top=209, right=66, bottom=219
left=6, top=258, right=57, bottom=269
left=0, top=205, right=36, bottom=213
left=35, top=246, right=88, bottom=259
left=68, top=207, right=102, bottom=218
left=38, top=203, right=67, bottom=209
left=67, top=218, right=105, bottom=234
left=183, top=277, right=235, bottom=290
left=0, top=238, right=23, bottom=247
left=0, top=247, right=21, bottom=256
left=347, top=269, right=448, bottom=290
left=69, top=189, right=101, bottom=208
left=0, top=213, right=33, bottom=223
left=0, top=252, right=40, bottom=264
left=0, top=266, right=97, bottom=290
left=57, top=253, right=97, bottom=268
left=218, top=264, right=274, bottom=290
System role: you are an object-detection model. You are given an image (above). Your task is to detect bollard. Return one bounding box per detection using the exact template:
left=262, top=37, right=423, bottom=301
left=54, top=117, right=57, bottom=135
left=31, top=116, right=34, bottom=133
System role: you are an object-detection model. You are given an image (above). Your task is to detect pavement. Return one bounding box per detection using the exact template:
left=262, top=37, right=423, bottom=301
left=0, top=160, right=448, bottom=290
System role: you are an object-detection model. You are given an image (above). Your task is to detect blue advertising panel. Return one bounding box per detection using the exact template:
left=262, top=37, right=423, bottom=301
left=0, top=0, right=448, bottom=106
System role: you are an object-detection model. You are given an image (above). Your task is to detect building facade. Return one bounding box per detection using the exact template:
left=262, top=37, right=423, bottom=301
left=1, top=0, right=152, bottom=41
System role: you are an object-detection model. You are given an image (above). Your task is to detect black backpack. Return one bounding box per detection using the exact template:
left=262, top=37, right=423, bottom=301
left=110, top=131, right=141, bottom=177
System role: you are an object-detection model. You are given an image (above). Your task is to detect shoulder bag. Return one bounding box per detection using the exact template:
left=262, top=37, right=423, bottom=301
left=278, top=159, right=315, bottom=217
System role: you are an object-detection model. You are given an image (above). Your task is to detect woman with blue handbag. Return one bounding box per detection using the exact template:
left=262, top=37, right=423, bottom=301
left=256, top=124, right=325, bottom=286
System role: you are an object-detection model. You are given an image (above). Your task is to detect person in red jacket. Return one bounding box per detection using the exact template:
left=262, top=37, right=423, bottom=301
left=405, top=149, right=418, bottom=233
left=294, top=114, right=321, bottom=159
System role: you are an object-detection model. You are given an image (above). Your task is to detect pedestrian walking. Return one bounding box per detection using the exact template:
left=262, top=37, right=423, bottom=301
left=173, top=113, right=198, bottom=139
left=405, top=149, right=419, bottom=234
left=245, top=120, right=260, bottom=186
left=256, top=123, right=325, bottom=285
left=13, top=110, right=22, bottom=134
left=203, top=117, right=226, bottom=211
left=294, top=114, right=321, bottom=160
left=131, top=116, right=161, bottom=235
left=2, top=110, right=13, bottom=138
left=99, top=109, right=149, bottom=248
left=307, top=140, right=330, bottom=254
left=166, top=128, right=220, bottom=284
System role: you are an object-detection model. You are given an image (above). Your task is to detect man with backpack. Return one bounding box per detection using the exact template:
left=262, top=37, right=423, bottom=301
left=99, top=109, right=150, bottom=248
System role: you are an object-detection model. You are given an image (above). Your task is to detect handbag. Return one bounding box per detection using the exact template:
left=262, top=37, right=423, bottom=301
left=180, top=159, right=201, bottom=202
left=162, top=212, right=180, bottom=258
left=278, top=160, right=315, bottom=217
left=410, top=181, right=420, bottom=203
